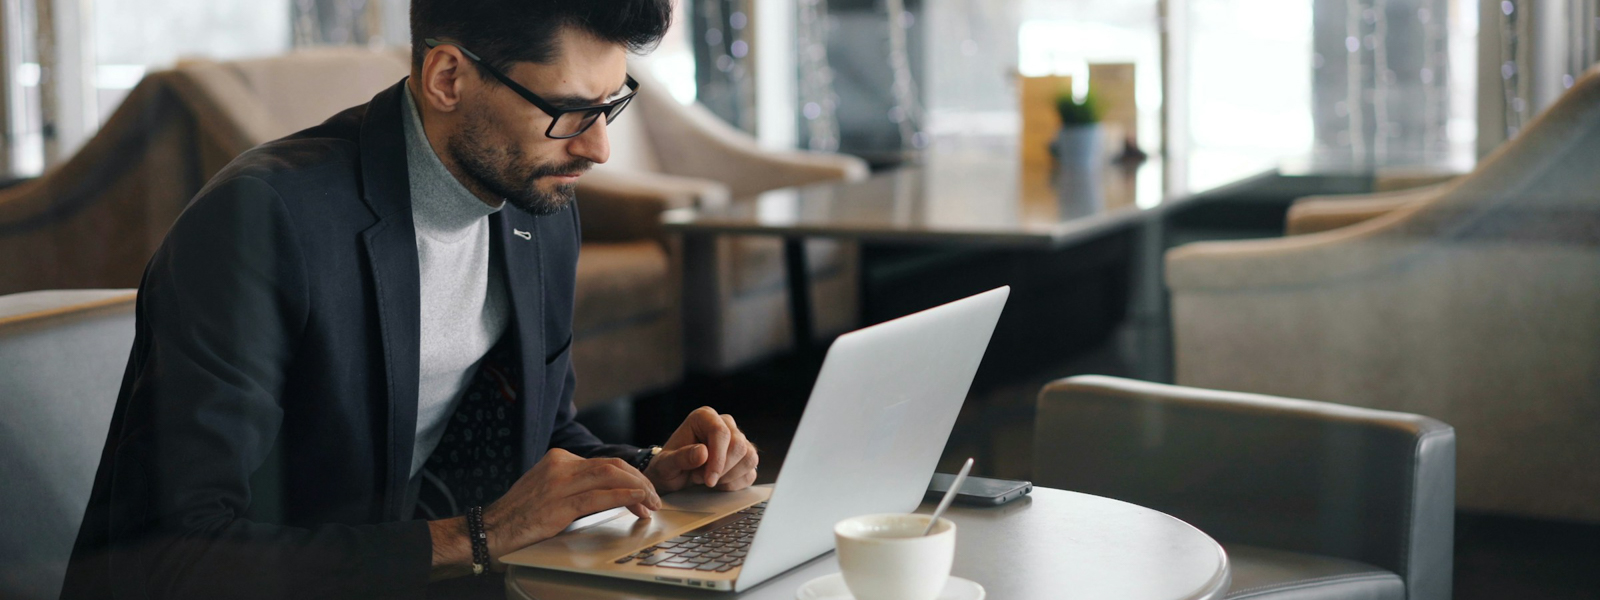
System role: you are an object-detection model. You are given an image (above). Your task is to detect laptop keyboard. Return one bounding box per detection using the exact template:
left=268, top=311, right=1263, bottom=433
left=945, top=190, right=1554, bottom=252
left=613, top=501, right=766, bottom=573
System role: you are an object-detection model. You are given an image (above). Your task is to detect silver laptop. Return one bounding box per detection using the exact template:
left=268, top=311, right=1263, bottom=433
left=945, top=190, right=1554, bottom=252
left=500, top=286, right=1010, bottom=591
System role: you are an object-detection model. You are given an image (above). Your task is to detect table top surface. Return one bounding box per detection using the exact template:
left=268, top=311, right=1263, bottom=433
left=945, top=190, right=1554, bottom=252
left=506, top=486, right=1230, bottom=600
left=661, top=148, right=1166, bottom=248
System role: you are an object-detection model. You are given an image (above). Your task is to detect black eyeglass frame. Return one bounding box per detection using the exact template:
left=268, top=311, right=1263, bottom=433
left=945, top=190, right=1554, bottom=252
left=424, top=38, right=640, bottom=140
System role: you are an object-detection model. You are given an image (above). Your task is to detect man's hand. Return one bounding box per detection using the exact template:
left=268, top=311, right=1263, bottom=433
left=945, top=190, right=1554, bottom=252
left=644, top=406, right=759, bottom=493
left=431, top=447, right=662, bottom=576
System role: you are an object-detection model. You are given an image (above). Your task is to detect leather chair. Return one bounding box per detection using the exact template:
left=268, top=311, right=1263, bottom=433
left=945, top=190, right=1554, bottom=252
left=1165, top=64, right=1600, bottom=523
left=0, top=48, right=681, bottom=408
left=0, top=290, right=137, bottom=600
left=1035, top=375, right=1455, bottom=600
left=579, top=66, right=870, bottom=373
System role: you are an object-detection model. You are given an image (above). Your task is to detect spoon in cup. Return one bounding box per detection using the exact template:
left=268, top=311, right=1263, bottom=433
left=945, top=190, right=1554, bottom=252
left=923, top=457, right=974, bottom=536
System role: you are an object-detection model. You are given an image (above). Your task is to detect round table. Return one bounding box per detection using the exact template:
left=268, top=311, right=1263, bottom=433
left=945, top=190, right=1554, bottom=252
left=507, top=486, right=1230, bottom=600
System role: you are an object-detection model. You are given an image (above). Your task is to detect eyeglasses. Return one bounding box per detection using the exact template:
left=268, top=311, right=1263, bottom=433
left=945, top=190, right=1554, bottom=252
left=424, top=38, right=639, bottom=140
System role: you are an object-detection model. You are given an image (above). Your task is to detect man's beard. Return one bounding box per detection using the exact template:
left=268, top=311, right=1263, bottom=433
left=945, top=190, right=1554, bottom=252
left=447, top=109, right=592, bottom=216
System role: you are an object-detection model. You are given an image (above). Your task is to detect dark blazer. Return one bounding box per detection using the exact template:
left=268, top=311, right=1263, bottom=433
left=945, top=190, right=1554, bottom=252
left=60, top=81, right=634, bottom=600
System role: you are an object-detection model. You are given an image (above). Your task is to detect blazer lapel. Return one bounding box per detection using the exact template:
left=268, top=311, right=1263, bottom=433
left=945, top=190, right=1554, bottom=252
left=358, top=81, right=421, bottom=520
left=493, top=209, right=548, bottom=472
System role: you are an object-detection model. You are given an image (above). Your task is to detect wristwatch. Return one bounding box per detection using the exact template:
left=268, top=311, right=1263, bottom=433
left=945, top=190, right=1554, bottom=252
left=635, top=445, right=663, bottom=471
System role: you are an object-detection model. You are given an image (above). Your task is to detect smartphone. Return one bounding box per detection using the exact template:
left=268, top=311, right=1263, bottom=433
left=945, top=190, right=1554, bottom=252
left=924, top=473, right=1033, bottom=506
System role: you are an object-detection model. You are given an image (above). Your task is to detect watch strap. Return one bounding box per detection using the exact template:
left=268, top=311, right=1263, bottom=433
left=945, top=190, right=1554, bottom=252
left=636, top=445, right=663, bottom=471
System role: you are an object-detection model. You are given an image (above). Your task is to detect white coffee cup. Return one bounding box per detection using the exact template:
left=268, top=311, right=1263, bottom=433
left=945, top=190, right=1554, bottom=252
left=833, top=514, right=955, bottom=600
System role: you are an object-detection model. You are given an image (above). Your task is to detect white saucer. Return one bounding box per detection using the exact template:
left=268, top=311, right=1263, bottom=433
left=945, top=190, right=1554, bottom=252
left=795, top=573, right=985, bottom=600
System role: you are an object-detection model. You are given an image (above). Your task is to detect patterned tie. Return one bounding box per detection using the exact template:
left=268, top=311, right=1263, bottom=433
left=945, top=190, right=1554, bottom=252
left=418, top=333, right=523, bottom=517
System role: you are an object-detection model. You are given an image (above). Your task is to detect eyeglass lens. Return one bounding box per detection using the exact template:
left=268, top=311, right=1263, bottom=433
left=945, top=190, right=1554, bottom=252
left=549, top=96, right=633, bottom=138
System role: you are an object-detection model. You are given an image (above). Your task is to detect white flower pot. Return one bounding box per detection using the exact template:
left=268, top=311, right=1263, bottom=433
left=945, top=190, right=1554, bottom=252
left=1053, top=124, right=1104, bottom=214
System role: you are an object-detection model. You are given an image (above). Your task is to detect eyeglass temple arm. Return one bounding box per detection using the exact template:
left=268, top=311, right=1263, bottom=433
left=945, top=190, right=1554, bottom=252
left=424, top=38, right=486, bottom=63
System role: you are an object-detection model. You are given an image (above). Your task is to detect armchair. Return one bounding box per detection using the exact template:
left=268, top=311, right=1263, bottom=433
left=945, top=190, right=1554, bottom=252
left=0, top=290, right=137, bottom=600
left=0, top=48, right=412, bottom=296
left=580, top=67, right=870, bottom=372
left=1036, top=375, right=1455, bottom=600
left=1166, top=66, right=1600, bottom=522
left=1284, top=183, right=1444, bottom=235
left=1285, top=172, right=1458, bottom=236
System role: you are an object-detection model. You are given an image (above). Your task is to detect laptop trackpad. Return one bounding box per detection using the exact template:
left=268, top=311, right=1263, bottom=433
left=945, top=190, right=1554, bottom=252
left=500, top=486, right=772, bottom=569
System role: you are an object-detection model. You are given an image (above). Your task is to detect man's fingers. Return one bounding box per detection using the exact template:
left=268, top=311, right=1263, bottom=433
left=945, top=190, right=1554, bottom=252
left=714, top=442, right=760, bottom=491
left=664, top=444, right=708, bottom=473
left=691, top=408, right=732, bottom=487
left=715, top=468, right=758, bottom=492
left=625, top=502, right=653, bottom=519
left=576, top=458, right=661, bottom=510
left=717, top=416, right=749, bottom=483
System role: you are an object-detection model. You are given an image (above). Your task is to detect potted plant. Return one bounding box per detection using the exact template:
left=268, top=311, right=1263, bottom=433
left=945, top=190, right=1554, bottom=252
left=1052, top=88, right=1104, bottom=170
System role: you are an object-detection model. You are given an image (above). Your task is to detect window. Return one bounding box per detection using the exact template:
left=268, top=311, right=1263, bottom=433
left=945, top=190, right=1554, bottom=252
left=1, top=0, right=289, bottom=177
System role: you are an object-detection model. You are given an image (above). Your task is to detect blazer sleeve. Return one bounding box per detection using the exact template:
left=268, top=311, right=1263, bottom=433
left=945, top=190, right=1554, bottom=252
left=93, top=176, right=432, bottom=599
left=546, top=362, right=639, bottom=461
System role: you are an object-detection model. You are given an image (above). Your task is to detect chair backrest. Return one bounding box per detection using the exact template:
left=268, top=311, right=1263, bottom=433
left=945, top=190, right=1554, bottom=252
left=619, top=65, right=796, bottom=197
left=181, top=47, right=412, bottom=144
left=1035, top=375, right=1456, bottom=600
left=0, top=48, right=411, bottom=297
left=596, top=63, right=665, bottom=174
left=0, top=290, right=137, bottom=600
left=1348, top=63, right=1600, bottom=244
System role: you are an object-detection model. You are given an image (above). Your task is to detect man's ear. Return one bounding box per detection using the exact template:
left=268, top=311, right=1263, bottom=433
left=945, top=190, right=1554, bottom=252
left=417, top=44, right=470, bottom=113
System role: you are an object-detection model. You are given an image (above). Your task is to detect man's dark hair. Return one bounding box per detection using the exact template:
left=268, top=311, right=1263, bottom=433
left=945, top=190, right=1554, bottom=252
left=410, top=0, right=673, bottom=75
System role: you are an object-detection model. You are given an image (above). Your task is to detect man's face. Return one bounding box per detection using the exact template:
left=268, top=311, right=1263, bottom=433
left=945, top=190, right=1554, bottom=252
left=446, top=27, right=627, bottom=215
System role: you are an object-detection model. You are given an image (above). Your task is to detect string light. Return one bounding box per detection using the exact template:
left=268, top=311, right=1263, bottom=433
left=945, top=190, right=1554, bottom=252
left=1501, top=0, right=1523, bottom=139
left=797, top=0, right=839, bottom=152
left=1562, top=0, right=1600, bottom=91
left=883, top=0, right=926, bottom=153
left=1419, top=2, right=1449, bottom=152
left=695, top=0, right=755, bottom=133
left=1327, top=0, right=1452, bottom=166
left=1372, top=0, right=1391, bottom=164
left=292, top=0, right=378, bottom=47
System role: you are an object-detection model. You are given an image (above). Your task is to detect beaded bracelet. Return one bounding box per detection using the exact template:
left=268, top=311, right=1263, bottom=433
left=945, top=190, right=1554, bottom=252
left=467, top=506, right=489, bottom=575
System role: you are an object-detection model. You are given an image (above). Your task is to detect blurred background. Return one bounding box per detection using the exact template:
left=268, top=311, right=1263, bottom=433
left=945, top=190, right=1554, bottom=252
left=3, top=1, right=1599, bottom=599
left=0, top=0, right=1513, bottom=184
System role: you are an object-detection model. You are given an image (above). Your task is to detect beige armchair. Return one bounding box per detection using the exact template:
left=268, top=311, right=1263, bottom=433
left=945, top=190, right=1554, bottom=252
left=1165, top=66, right=1600, bottom=523
left=0, top=48, right=412, bottom=296
left=582, top=66, right=870, bottom=372
left=0, top=48, right=682, bottom=407
left=1285, top=183, right=1445, bottom=235
left=1285, top=172, right=1460, bottom=236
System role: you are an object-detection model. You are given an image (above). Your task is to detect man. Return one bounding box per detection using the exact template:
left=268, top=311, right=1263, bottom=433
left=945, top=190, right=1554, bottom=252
left=61, top=1, right=758, bottom=597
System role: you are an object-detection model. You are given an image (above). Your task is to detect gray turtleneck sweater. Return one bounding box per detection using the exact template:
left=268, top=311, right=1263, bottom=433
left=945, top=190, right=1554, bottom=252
left=401, top=84, right=510, bottom=476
